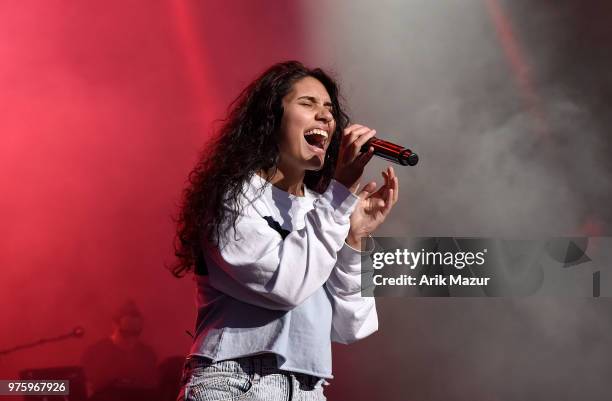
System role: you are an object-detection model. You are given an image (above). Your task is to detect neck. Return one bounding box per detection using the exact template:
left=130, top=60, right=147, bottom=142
left=259, top=166, right=305, bottom=197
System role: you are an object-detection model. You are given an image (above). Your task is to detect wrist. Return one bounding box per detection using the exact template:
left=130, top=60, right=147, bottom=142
left=333, top=175, right=359, bottom=194
left=346, top=231, right=366, bottom=250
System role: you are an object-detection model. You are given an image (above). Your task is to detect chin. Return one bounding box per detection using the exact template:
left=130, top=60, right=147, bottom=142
left=303, top=157, right=325, bottom=171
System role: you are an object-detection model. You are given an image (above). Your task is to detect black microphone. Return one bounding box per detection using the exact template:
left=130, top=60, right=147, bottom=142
left=360, top=137, right=419, bottom=166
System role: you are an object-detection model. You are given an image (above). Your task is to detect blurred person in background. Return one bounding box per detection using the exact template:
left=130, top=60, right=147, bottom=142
left=81, top=300, right=158, bottom=401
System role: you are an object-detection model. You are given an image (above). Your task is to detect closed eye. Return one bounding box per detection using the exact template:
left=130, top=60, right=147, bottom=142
left=298, top=102, right=333, bottom=115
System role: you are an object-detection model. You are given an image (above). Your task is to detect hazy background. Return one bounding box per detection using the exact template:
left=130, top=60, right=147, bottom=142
left=1, top=0, right=611, bottom=400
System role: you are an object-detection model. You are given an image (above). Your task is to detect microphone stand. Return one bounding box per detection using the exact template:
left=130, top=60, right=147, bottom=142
left=0, top=327, right=85, bottom=357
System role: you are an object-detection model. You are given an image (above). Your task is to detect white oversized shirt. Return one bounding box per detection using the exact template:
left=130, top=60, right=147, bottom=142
left=189, top=173, right=377, bottom=378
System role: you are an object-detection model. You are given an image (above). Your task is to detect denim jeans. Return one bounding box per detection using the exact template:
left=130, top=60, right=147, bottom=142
left=177, top=354, right=328, bottom=401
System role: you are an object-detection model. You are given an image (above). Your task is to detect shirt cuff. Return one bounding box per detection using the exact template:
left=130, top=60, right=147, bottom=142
left=344, top=235, right=376, bottom=254
left=316, top=179, right=359, bottom=221
left=337, top=236, right=376, bottom=273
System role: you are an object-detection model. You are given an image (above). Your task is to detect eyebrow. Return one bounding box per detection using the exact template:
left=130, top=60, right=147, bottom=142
left=297, top=95, right=333, bottom=107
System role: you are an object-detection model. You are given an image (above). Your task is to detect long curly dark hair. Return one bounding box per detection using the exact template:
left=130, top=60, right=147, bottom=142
left=171, top=61, right=350, bottom=277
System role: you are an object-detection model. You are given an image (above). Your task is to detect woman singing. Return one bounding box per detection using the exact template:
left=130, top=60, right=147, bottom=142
left=173, top=61, right=399, bottom=400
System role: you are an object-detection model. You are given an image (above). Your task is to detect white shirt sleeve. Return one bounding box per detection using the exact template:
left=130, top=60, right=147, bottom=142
left=206, top=179, right=359, bottom=311
left=326, top=239, right=379, bottom=344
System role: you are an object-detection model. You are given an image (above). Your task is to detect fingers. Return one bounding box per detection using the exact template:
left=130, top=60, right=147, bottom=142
left=386, top=169, right=398, bottom=214
left=346, top=127, right=374, bottom=155
left=353, top=129, right=377, bottom=151
left=367, top=168, right=389, bottom=201
left=357, top=181, right=377, bottom=200
left=342, top=124, right=377, bottom=160
left=382, top=166, right=399, bottom=205
left=340, top=124, right=366, bottom=149
left=382, top=168, right=389, bottom=189
left=334, top=124, right=376, bottom=192
left=369, top=166, right=399, bottom=215
left=390, top=166, right=399, bottom=204
left=383, top=188, right=394, bottom=214
left=354, top=146, right=375, bottom=167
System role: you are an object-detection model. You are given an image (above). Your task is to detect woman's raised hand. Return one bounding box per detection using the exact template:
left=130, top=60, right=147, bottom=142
left=346, top=166, right=399, bottom=250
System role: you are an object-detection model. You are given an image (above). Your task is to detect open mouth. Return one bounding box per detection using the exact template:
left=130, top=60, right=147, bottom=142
left=303, top=128, right=329, bottom=151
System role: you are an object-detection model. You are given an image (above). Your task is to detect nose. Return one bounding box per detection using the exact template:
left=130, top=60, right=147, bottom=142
left=315, top=106, right=334, bottom=125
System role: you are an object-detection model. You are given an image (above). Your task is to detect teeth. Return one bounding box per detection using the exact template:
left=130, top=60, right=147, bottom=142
left=304, top=129, right=328, bottom=139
